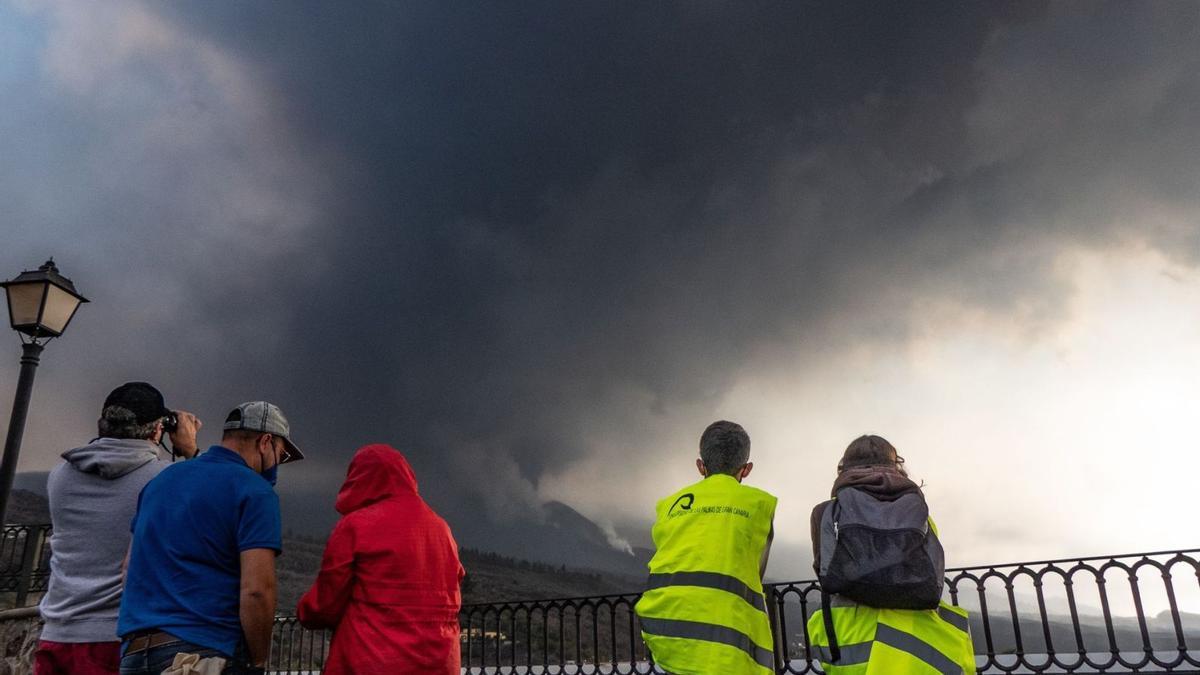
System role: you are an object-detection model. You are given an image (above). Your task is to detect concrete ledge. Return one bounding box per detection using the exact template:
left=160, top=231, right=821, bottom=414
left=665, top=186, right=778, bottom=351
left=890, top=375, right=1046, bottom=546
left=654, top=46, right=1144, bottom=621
left=0, top=608, right=38, bottom=621
left=0, top=606, right=42, bottom=675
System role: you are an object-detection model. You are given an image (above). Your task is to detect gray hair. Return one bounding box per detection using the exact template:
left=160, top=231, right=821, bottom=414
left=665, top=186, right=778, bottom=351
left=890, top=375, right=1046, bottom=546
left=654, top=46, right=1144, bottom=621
left=97, top=405, right=161, bottom=440
left=699, top=420, right=751, bottom=476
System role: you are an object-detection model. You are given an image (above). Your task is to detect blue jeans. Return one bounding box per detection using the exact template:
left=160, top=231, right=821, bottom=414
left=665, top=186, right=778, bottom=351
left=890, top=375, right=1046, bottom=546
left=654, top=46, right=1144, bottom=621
left=118, top=637, right=255, bottom=675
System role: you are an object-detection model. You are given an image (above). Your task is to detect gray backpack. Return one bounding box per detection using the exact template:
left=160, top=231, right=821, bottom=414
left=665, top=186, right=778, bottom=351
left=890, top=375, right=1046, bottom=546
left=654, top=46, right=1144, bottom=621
left=817, top=487, right=945, bottom=610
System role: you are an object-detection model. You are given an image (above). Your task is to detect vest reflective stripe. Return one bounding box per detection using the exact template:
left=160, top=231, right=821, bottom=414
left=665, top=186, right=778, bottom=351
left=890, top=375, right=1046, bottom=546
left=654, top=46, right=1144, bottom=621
left=937, top=606, right=970, bottom=634
left=645, top=571, right=767, bottom=613
left=640, top=617, right=775, bottom=671
left=635, top=474, right=777, bottom=675
left=807, top=601, right=975, bottom=675
left=816, top=629, right=964, bottom=674
left=815, top=641, right=873, bottom=665
left=875, top=624, right=963, bottom=674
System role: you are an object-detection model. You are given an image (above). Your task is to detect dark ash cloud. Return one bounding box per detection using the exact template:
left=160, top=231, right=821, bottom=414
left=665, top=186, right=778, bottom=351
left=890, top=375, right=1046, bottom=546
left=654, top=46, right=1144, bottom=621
left=3, top=1, right=1199, bottom=562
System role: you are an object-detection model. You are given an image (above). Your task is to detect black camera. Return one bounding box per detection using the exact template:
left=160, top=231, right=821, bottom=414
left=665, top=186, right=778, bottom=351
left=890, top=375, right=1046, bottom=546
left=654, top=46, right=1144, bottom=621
left=162, top=411, right=179, bottom=433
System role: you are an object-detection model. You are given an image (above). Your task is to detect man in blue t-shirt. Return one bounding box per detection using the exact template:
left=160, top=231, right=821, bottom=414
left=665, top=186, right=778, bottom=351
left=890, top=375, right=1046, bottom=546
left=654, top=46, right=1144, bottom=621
left=117, top=401, right=305, bottom=675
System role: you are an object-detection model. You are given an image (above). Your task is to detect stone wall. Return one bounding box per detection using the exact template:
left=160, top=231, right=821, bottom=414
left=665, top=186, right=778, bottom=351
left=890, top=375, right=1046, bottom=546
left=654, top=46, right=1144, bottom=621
left=0, top=608, right=40, bottom=675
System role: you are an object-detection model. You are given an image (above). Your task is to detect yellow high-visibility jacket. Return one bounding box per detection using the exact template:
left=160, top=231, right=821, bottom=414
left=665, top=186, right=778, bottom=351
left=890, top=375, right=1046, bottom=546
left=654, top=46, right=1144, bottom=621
left=807, top=597, right=976, bottom=675
left=634, top=473, right=777, bottom=675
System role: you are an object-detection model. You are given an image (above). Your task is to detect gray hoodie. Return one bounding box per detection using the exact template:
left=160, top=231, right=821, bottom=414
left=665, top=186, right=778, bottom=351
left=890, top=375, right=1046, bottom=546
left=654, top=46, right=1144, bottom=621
left=39, top=437, right=169, bottom=643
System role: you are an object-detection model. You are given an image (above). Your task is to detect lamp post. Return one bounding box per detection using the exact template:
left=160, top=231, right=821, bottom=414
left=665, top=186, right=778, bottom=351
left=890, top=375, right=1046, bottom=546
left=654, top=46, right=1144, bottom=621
left=0, top=259, right=88, bottom=524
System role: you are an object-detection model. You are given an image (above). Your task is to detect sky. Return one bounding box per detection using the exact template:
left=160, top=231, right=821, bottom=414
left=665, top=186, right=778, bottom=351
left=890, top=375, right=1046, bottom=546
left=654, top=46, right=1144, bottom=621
left=1, top=1, right=1198, bottom=580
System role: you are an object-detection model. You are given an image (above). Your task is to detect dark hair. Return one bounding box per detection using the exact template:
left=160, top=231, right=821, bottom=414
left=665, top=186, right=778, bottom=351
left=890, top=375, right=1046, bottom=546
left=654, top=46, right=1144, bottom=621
left=97, top=405, right=160, bottom=440
left=838, top=434, right=903, bottom=474
left=699, top=420, right=751, bottom=476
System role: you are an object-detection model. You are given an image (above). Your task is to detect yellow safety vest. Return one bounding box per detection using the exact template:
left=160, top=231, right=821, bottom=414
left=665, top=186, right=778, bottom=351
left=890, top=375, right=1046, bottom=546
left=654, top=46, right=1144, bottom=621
left=634, top=474, right=778, bottom=675
left=807, top=598, right=976, bottom=675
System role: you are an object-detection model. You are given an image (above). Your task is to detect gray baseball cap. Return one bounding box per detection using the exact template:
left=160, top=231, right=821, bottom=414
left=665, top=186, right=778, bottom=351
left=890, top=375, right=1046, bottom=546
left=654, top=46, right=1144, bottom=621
left=223, top=401, right=304, bottom=463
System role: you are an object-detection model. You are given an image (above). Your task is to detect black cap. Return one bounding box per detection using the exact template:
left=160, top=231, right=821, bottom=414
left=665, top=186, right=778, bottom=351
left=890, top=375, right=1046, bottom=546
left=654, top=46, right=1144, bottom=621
left=103, top=382, right=170, bottom=425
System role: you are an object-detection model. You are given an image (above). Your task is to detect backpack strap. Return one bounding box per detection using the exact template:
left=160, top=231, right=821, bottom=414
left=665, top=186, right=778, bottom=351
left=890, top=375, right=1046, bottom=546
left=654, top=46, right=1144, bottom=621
left=820, top=497, right=842, bottom=662
left=821, top=589, right=841, bottom=663
left=829, top=497, right=841, bottom=542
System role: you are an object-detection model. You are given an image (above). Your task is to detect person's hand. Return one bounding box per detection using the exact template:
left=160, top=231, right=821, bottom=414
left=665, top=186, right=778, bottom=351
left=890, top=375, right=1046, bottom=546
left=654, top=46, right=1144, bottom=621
left=168, top=410, right=202, bottom=459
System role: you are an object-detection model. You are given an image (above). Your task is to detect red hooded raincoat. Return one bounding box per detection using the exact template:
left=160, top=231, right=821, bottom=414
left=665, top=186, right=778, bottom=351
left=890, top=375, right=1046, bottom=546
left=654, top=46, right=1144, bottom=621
left=298, top=444, right=465, bottom=675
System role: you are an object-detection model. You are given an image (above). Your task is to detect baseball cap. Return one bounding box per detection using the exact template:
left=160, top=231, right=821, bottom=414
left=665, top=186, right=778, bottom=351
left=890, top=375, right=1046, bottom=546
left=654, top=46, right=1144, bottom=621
left=103, top=382, right=171, bottom=425
left=223, top=401, right=304, bottom=463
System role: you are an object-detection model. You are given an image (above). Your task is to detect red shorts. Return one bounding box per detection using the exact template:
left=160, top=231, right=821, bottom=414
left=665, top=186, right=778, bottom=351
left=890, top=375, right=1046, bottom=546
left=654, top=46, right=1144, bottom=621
left=34, top=639, right=120, bottom=675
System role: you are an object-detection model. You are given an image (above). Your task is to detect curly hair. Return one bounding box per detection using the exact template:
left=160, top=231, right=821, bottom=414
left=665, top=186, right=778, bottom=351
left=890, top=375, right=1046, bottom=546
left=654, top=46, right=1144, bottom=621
left=97, top=405, right=161, bottom=440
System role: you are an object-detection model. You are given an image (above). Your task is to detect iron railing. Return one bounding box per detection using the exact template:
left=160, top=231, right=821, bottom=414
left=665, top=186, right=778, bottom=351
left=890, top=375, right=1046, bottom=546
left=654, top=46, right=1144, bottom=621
left=270, top=615, right=330, bottom=674
left=2, top=530, right=1195, bottom=673
left=768, top=549, right=1200, bottom=675
left=0, top=524, right=51, bottom=608
left=263, top=549, right=1200, bottom=674
left=453, top=549, right=1200, bottom=675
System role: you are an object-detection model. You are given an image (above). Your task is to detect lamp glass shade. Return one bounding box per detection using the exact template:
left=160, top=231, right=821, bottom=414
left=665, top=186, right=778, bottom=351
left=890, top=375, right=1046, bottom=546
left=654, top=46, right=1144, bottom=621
left=5, top=281, right=48, bottom=332
left=3, top=259, right=88, bottom=338
left=40, top=283, right=83, bottom=335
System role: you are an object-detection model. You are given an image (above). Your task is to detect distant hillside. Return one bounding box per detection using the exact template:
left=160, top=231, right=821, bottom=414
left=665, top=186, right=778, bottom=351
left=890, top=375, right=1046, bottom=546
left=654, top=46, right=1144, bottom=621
left=274, top=532, right=643, bottom=613
left=13, top=472, right=49, bottom=497
left=6, top=490, right=50, bottom=524
left=20, top=470, right=654, bottom=578
left=5, top=485, right=645, bottom=613
left=274, top=531, right=326, bottom=613
left=458, top=548, right=642, bottom=604
left=441, top=498, right=653, bottom=577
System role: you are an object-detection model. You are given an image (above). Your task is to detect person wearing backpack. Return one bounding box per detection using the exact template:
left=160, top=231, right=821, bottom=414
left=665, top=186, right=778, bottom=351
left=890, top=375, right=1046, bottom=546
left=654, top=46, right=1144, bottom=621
left=634, top=420, right=777, bottom=675
left=807, top=435, right=976, bottom=674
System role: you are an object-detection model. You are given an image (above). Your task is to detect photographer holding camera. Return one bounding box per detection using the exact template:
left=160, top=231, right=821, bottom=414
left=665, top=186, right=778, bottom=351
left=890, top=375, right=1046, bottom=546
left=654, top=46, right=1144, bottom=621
left=36, top=382, right=200, bottom=675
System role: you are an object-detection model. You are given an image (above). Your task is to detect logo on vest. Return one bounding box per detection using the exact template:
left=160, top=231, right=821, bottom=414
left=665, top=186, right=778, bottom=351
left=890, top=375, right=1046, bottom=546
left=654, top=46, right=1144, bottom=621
left=668, top=494, right=752, bottom=519
left=668, top=493, right=695, bottom=516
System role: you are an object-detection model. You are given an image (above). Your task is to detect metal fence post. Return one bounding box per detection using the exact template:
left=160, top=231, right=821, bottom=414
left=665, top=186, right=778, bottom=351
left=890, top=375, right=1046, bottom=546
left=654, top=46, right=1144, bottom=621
left=15, top=526, right=44, bottom=607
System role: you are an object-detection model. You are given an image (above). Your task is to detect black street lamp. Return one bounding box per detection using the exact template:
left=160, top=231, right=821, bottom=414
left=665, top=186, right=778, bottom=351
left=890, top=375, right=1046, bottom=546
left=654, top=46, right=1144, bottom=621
left=0, top=259, right=88, bottom=523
